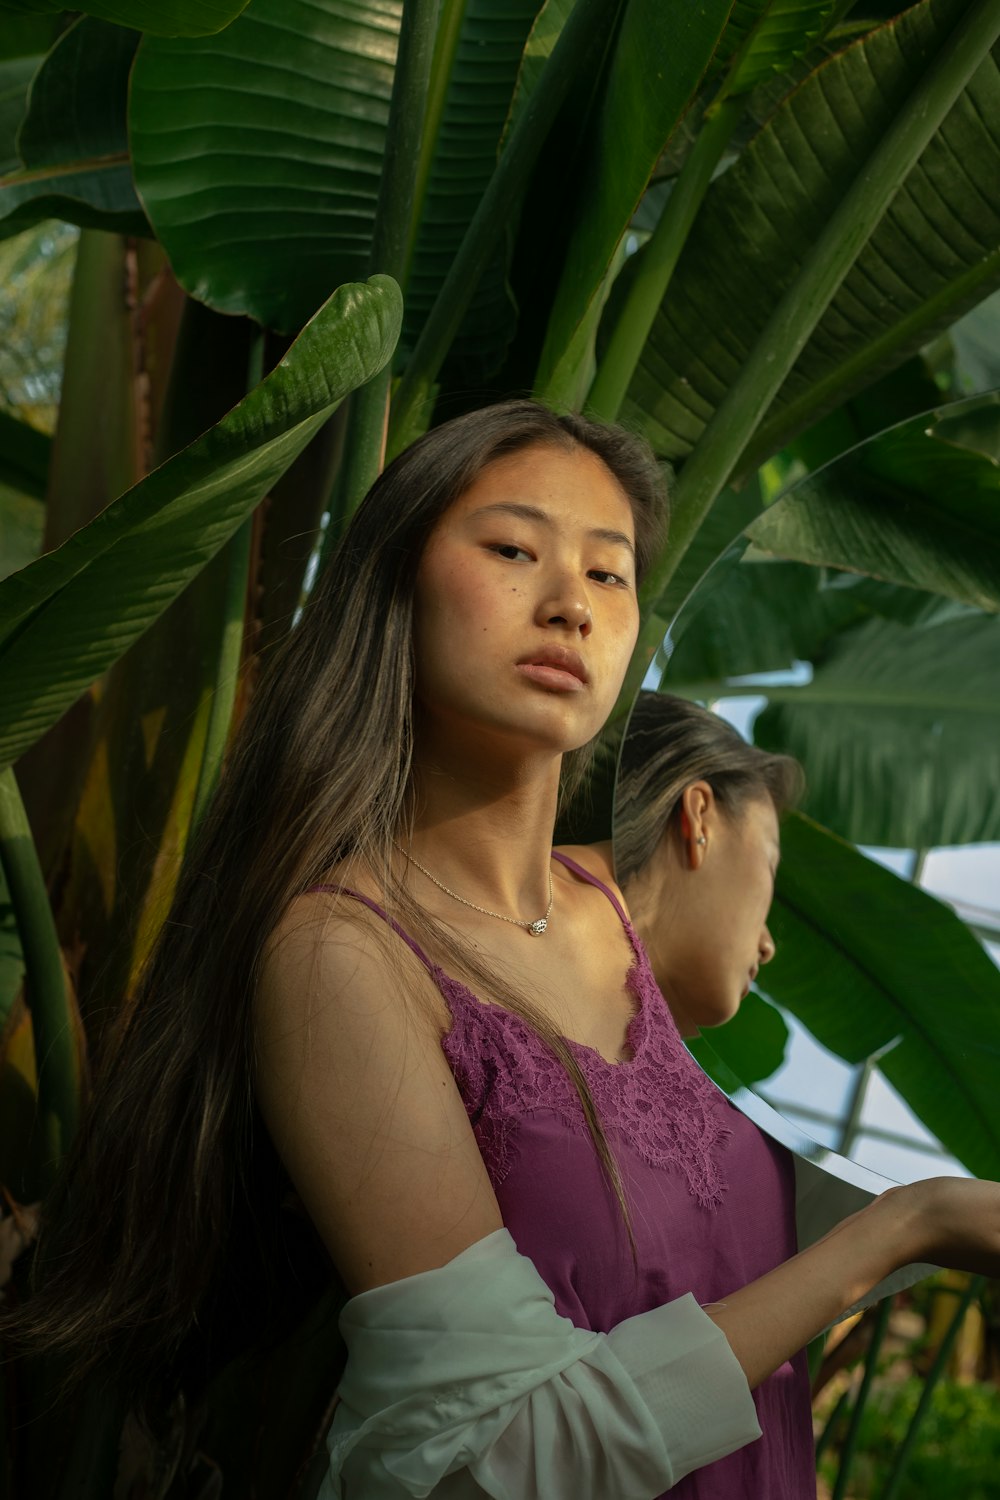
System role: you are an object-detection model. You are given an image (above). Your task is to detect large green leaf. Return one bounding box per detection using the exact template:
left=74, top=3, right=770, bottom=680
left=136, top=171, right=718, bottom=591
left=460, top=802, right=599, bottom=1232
left=0, top=407, right=49, bottom=500
left=0, top=17, right=147, bottom=240
left=0, top=0, right=252, bottom=38
left=533, top=0, right=731, bottom=400
left=664, top=554, right=865, bottom=686
left=748, top=396, right=1000, bottom=615
left=688, top=991, right=791, bottom=1087
left=762, top=813, right=1000, bottom=1179
left=711, top=0, right=842, bottom=97
left=753, top=611, right=1000, bottom=848
left=623, top=0, right=1000, bottom=472
left=129, top=0, right=402, bottom=333
left=0, top=273, right=402, bottom=768
left=0, top=54, right=37, bottom=175
left=0, top=884, right=24, bottom=1035
left=0, top=490, right=44, bottom=579
left=402, top=0, right=541, bottom=376
left=0, top=14, right=61, bottom=60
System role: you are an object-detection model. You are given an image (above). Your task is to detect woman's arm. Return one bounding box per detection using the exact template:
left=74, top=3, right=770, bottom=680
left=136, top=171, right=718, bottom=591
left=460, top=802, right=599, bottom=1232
left=704, top=1176, right=1000, bottom=1389
left=255, top=895, right=505, bottom=1295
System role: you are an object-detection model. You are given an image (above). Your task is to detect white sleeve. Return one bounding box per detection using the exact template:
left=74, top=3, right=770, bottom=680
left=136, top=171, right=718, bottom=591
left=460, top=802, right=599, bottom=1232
left=317, top=1228, right=761, bottom=1500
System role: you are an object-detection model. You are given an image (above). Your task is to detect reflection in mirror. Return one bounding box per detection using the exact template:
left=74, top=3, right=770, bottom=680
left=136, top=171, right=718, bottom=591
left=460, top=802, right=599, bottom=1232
left=613, top=395, right=1000, bottom=1191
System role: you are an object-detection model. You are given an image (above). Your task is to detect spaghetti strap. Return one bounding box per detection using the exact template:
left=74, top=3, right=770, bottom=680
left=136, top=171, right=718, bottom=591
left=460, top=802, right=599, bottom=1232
left=551, top=850, right=630, bottom=926
left=304, top=885, right=435, bottom=974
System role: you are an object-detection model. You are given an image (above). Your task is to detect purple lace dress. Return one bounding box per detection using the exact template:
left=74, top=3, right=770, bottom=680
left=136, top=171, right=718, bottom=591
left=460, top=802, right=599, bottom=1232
left=319, top=852, right=816, bottom=1497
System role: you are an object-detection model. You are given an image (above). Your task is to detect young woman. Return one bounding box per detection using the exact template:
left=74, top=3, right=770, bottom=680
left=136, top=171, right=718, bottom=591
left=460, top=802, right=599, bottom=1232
left=611, top=689, right=803, bottom=1037
left=10, top=401, right=1000, bottom=1499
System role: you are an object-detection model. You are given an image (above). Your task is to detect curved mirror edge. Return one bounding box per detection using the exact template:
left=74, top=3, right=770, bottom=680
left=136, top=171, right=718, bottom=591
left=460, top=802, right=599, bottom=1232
left=613, top=392, right=1000, bottom=1195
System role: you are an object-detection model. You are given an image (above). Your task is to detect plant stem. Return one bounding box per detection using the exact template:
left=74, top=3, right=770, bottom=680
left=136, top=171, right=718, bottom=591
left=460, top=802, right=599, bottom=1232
left=188, top=331, right=264, bottom=831
left=586, top=93, right=743, bottom=422
left=831, top=1295, right=893, bottom=1500
left=814, top=1386, right=851, bottom=1466
left=639, top=0, right=1000, bottom=619
left=388, top=0, right=625, bottom=457
left=881, top=1275, right=985, bottom=1500
left=326, top=0, right=441, bottom=538
left=0, top=767, right=78, bottom=1177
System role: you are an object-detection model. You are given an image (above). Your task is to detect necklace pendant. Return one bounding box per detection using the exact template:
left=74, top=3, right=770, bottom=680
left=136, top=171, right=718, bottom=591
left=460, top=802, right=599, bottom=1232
left=527, top=917, right=548, bottom=936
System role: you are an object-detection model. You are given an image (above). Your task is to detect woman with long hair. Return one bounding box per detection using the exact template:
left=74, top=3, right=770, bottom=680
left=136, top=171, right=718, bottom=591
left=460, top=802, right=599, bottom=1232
left=7, top=400, right=1000, bottom=1498
left=613, top=690, right=804, bottom=1035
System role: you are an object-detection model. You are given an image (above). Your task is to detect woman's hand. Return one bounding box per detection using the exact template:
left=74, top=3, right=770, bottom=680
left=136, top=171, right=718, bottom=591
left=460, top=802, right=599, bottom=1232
left=702, top=1173, right=1000, bottom=1390
left=875, top=1176, right=1000, bottom=1279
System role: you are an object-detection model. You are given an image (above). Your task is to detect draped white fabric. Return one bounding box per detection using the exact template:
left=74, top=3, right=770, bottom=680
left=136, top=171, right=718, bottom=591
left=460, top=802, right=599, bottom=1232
left=320, top=1228, right=760, bottom=1499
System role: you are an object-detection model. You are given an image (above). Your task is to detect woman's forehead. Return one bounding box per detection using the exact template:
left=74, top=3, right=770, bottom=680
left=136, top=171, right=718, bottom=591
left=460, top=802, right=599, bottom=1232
left=447, top=442, right=636, bottom=535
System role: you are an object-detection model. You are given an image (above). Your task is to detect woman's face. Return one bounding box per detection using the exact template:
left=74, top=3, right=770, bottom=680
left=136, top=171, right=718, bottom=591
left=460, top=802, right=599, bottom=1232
left=639, top=790, right=780, bottom=1035
left=412, top=442, right=640, bottom=759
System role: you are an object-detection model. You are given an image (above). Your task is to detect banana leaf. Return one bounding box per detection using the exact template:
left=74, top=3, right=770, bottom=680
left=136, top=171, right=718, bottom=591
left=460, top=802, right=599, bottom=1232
left=0, top=272, right=402, bottom=768
left=623, top=0, right=1000, bottom=474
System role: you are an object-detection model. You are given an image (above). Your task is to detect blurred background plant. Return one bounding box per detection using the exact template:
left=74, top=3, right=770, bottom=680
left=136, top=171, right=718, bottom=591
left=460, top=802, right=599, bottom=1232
left=0, top=0, right=998, bottom=1493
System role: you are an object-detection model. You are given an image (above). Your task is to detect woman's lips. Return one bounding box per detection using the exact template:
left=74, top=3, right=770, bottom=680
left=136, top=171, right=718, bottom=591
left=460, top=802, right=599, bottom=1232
left=516, top=662, right=586, bottom=692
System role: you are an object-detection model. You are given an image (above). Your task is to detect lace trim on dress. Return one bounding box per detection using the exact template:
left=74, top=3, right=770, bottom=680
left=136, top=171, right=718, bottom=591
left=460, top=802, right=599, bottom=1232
left=437, top=918, right=733, bottom=1210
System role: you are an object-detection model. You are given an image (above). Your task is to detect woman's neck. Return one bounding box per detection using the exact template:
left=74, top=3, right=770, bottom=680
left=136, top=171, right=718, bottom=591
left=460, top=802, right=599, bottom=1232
left=403, top=735, right=563, bottom=917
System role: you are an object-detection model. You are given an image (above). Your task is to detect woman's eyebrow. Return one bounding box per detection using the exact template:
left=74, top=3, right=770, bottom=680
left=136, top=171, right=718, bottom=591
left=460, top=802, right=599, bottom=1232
left=468, top=501, right=635, bottom=556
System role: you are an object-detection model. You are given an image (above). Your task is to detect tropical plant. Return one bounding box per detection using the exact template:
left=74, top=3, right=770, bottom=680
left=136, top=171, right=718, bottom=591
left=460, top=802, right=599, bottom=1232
left=1, top=0, right=999, bottom=1492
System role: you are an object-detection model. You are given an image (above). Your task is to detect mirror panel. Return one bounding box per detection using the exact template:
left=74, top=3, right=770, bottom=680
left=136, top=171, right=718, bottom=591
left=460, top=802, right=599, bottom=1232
left=614, top=395, right=1000, bottom=1189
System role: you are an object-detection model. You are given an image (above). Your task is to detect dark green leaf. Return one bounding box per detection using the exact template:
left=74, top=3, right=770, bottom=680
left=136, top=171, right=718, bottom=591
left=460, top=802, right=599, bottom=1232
left=0, top=273, right=402, bottom=768
left=402, top=0, right=541, bottom=377
left=748, top=395, right=1000, bottom=614
left=0, top=17, right=147, bottom=239
left=0, top=407, right=50, bottom=498
left=130, top=0, right=402, bottom=333
left=664, top=554, right=865, bottom=686
left=534, top=0, right=731, bottom=401
left=0, top=14, right=62, bottom=60
left=713, top=0, right=842, bottom=98
left=946, top=286, right=1000, bottom=395
left=0, top=489, right=44, bottom=579
left=754, top=611, right=1000, bottom=847
left=763, top=813, right=1000, bottom=1179
left=0, top=0, right=252, bottom=38
left=0, top=54, right=37, bottom=175
left=688, top=992, right=791, bottom=1086
left=624, top=0, right=1000, bottom=471
left=0, top=890, right=24, bottom=1034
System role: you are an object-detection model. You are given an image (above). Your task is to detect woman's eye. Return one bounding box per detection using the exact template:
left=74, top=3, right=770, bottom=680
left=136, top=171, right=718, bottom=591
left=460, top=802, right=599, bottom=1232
left=489, top=542, right=533, bottom=561
left=589, top=568, right=631, bottom=587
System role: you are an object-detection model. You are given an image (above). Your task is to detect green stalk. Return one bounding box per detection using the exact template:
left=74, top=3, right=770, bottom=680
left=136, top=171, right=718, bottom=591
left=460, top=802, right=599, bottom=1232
left=881, top=1276, right=985, bottom=1500
left=188, top=333, right=264, bottom=832
left=586, top=93, right=744, bottom=422
left=814, top=1386, right=851, bottom=1467
left=323, top=0, right=441, bottom=543
left=388, top=0, right=625, bottom=458
left=831, top=1296, right=893, bottom=1500
left=638, top=0, right=1000, bottom=619
left=0, top=767, right=78, bottom=1177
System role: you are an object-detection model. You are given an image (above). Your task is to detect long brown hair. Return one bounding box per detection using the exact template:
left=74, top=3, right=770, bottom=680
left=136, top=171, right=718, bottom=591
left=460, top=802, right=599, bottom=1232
left=614, top=691, right=804, bottom=889
left=3, top=401, right=666, bottom=1406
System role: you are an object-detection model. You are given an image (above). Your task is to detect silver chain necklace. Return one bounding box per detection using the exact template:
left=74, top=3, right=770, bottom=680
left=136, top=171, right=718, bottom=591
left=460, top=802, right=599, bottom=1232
left=393, top=842, right=554, bottom=935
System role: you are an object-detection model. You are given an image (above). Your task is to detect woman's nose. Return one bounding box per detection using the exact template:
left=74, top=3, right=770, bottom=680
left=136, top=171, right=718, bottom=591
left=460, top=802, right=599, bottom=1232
left=538, top=580, right=592, bottom=635
left=759, top=925, right=776, bottom=965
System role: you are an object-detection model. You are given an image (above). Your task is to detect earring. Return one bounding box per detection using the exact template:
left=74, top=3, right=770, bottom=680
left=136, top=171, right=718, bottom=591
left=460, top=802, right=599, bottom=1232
left=696, top=836, right=706, bottom=846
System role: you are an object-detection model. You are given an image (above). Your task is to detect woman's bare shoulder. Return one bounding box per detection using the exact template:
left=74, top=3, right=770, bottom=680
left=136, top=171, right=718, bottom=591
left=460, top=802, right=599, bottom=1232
left=554, top=840, right=632, bottom=913
left=259, top=867, right=449, bottom=1037
left=554, top=838, right=614, bottom=881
